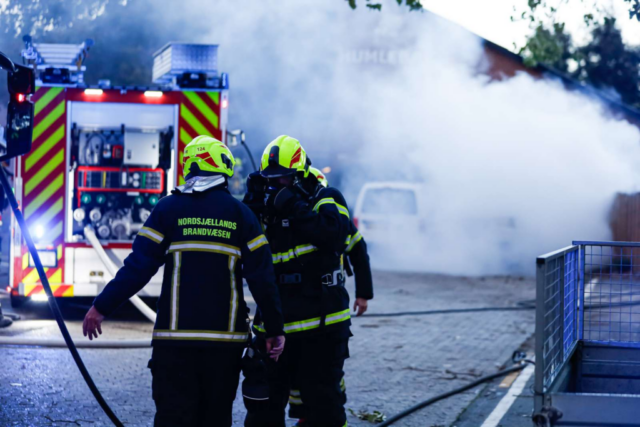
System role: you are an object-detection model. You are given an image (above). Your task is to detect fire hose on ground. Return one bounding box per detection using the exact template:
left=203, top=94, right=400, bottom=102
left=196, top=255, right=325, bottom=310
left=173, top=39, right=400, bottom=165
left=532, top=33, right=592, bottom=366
left=0, top=167, right=126, bottom=426
left=0, top=225, right=157, bottom=349
left=377, top=357, right=535, bottom=427
left=0, top=156, right=572, bottom=426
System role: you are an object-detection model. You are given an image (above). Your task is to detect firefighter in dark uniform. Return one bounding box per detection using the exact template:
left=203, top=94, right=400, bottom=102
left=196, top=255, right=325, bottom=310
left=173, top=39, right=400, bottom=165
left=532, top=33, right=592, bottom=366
left=243, top=135, right=353, bottom=427
left=288, top=167, right=374, bottom=425
left=82, top=136, right=285, bottom=427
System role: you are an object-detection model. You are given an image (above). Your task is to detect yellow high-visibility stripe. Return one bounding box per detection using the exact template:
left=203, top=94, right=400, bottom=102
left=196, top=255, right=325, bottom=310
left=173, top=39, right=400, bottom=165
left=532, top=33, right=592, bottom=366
left=153, top=330, right=248, bottom=342
left=346, top=231, right=363, bottom=253
left=170, top=252, right=181, bottom=330
left=34, top=87, right=63, bottom=116
left=228, top=256, right=238, bottom=332
left=32, top=101, right=65, bottom=142
left=36, top=197, right=63, bottom=229
left=206, top=91, right=220, bottom=105
left=313, top=197, right=350, bottom=218
left=25, top=150, right=64, bottom=196
left=272, top=244, right=318, bottom=264
left=184, top=91, right=219, bottom=129
left=253, top=309, right=351, bottom=334
left=138, top=227, right=164, bottom=244
left=22, top=267, right=48, bottom=284
left=179, top=127, right=192, bottom=145
left=49, top=269, right=62, bottom=283
left=289, top=396, right=303, bottom=405
left=25, top=125, right=65, bottom=171
left=180, top=103, right=211, bottom=137
left=25, top=173, right=64, bottom=218
left=247, top=234, right=268, bottom=251
left=169, top=241, right=241, bottom=257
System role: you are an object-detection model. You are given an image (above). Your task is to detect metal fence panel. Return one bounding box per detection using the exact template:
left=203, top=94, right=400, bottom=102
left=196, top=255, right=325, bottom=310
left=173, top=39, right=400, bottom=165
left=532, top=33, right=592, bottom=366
left=535, top=245, right=580, bottom=398
left=577, top=242, right=640, bottom=348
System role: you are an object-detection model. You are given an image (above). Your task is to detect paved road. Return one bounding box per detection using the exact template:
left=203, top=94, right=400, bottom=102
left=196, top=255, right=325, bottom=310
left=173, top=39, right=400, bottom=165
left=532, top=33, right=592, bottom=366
left=0, top=272, right=536, bottom=427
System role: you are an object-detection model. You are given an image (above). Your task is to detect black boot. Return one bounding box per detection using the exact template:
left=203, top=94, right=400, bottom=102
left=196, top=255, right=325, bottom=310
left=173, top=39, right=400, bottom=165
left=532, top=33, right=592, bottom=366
left=0, top=302, right=13, bottom=328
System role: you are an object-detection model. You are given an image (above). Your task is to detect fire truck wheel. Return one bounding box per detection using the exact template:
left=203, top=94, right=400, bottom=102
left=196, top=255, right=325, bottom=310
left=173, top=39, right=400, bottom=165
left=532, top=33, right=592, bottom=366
left=10, top=295, right=27, bottom=309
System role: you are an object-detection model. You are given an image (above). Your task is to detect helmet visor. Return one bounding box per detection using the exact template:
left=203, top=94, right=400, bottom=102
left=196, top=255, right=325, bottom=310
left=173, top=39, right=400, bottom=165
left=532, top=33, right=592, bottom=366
left=260, top=164, right=297, bottom=178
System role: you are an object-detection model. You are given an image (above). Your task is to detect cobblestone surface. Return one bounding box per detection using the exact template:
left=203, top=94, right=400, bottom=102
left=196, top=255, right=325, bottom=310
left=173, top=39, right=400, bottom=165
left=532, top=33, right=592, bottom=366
left=0, top=272, right=535, bottom=427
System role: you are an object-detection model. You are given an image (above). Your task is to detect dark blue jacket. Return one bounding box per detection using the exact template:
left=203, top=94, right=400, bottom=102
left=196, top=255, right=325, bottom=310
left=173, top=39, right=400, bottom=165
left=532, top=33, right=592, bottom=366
left=94, top=179, right=284, bottom=347
left=345, top=222, right=374, bottom=300
left=250, top=185, right=353, bottom=339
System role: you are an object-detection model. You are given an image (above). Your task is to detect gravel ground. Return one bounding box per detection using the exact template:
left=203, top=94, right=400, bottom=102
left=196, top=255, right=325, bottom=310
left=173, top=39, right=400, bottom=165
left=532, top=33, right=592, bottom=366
left=0, top=271, right=536, bottom=427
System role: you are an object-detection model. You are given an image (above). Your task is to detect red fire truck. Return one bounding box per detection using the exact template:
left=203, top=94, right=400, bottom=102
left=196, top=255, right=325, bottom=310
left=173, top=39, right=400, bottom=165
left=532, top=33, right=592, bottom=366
left=9, top=38, right=235, bottom=307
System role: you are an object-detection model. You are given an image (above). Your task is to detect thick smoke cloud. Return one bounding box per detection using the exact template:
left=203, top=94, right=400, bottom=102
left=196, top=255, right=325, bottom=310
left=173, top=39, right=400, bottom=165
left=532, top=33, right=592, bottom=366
left=173, top=0, right=640, bottom=274
left=4, top=0, right=640, bottom=275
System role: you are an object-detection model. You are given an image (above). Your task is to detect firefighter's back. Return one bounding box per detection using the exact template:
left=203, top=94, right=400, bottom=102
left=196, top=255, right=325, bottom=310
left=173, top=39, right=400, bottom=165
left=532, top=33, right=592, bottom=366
left=152, top=186, right=252, bottom=347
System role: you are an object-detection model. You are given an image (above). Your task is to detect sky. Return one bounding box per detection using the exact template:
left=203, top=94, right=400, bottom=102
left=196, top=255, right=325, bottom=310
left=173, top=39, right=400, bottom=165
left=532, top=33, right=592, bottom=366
left=424, top=0, right=640, bottom=50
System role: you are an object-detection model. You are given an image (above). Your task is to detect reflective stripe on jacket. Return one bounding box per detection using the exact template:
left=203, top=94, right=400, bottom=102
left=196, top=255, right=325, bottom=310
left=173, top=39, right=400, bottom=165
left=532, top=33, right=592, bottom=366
left=94, top=181, right=284, bottom=347
left=250, top=186, right=353, bottom=338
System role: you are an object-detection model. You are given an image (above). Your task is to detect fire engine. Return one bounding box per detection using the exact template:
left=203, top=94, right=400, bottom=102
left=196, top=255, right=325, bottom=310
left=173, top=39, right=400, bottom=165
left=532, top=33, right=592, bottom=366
left=8, top=37, right=241, bottom=307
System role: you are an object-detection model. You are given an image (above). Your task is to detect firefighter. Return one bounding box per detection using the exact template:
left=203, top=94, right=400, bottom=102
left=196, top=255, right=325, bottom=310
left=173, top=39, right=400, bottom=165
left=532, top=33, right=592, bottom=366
left=243, top=135, right=353, bottom=427
left=288, top=166, right=374, bottom=424
left=82, top=135, right=285, bottom=427
left=308, top=166, right=373, bottom=314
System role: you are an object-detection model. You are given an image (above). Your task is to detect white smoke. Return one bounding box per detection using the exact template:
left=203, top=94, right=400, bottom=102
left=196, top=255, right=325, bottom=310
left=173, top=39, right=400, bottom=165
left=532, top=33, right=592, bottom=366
left=158, top=0, right=640, bottom=275
left=19, top=0, right=640, bottom=275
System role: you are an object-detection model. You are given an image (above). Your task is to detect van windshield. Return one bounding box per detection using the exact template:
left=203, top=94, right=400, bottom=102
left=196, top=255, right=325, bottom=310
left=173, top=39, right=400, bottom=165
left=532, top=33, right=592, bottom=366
left=361, top=188, right=418, bottom=215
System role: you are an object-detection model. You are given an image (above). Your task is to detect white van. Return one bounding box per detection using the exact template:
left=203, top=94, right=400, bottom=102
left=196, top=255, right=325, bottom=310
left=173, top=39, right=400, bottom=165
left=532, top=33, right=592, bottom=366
left=352, top=182, right=425, bottom=246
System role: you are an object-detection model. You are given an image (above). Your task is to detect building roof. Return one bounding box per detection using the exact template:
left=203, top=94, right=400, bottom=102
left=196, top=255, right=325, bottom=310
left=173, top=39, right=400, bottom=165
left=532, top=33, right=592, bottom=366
left=481, top=38, right=640, bottom=127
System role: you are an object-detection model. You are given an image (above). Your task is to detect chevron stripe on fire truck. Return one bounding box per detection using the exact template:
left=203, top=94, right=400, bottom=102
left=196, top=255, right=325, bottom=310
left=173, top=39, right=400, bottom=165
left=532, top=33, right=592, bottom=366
left=177, top=91, right=222, bottom=184
left=24, top=284, right=73, bottom=297
left=18, top=87, right=67, bottom=287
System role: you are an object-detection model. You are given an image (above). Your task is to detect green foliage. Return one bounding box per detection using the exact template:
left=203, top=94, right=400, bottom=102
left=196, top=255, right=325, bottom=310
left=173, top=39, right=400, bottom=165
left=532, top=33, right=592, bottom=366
left=346, top=0, right=422, bottom=11
left=515, top=1, right=640, bottom=108
left=624, top=0, right=640, bottom=20
left=574, top=18, right=640, bottom=106
left=0, top=0, right=118, bottom=37
left=520, top=23, right=572, bottom=71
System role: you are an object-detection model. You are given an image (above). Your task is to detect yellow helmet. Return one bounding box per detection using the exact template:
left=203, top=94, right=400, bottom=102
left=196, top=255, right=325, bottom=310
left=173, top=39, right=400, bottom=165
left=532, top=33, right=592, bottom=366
left=183, top=135, right=235, bottom=177
left=260, top=135, right=310, bottom=178
left=309, top=167, right=328, bottom=187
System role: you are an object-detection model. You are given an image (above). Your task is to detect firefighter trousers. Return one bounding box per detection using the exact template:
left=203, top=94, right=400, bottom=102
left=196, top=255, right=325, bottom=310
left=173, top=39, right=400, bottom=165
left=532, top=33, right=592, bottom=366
left=149, top=345, right=244, bottom=427
left=244, top=332, right=350, bottom=427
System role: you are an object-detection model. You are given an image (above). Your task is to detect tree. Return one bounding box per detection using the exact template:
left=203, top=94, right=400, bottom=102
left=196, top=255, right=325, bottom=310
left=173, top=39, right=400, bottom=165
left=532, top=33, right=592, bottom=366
left=520, top=22, right=573, bottom=71
left=0, top=0, right=116, bottom=38
left=346, top=0, right=422, bottom=11
left=515, top=1, right=640, bottom=108
left=574, top=18, right=640, bottom=106
left=516, top=0, right=640, bottom=65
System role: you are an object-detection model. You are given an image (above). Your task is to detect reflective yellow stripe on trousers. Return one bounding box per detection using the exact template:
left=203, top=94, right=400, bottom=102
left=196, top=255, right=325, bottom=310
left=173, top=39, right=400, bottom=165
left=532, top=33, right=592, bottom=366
left=272, top=244, right=318, bottom=264
left=253, top=309, right=351, bottom=334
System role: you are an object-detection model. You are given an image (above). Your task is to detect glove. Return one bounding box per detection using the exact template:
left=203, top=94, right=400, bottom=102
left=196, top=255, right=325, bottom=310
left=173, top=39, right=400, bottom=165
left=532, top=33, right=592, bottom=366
left=273, top=187, right=300, bottom=213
